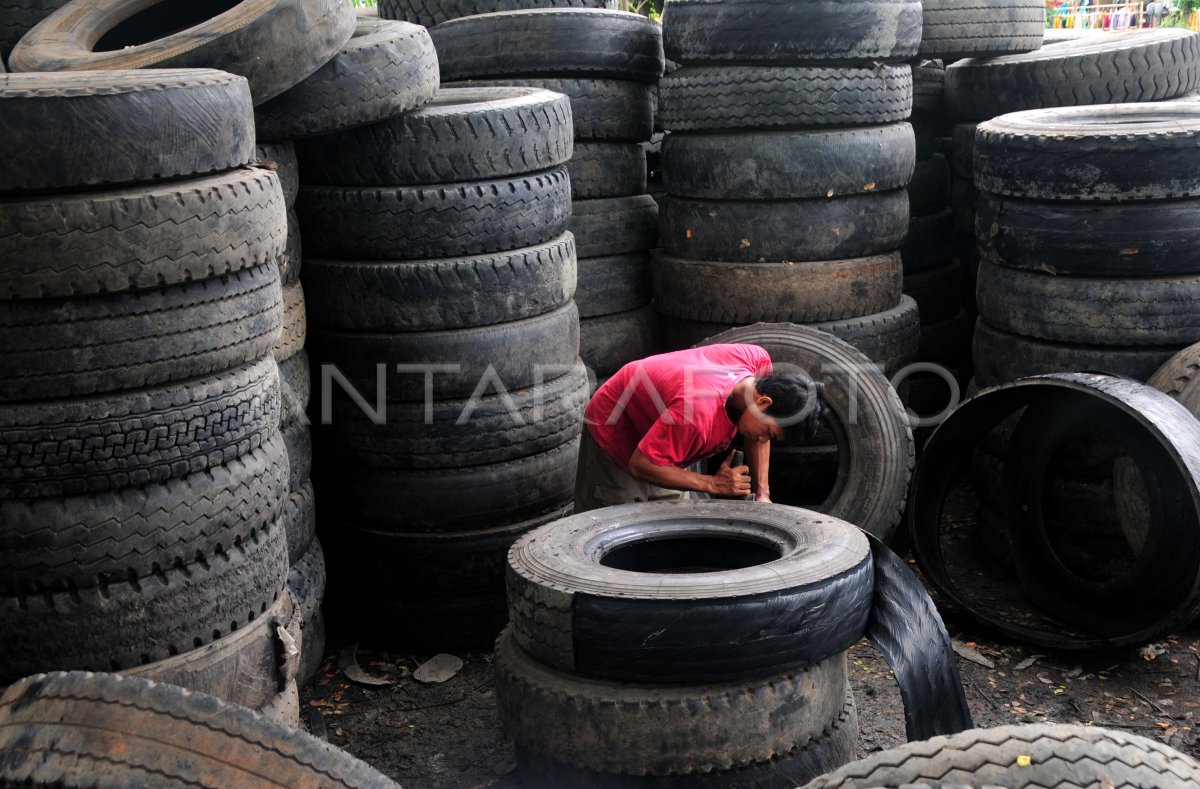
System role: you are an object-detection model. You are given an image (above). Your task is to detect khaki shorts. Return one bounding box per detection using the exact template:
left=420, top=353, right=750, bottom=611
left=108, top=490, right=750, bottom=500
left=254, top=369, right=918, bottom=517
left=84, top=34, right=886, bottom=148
left=574, top=428, right=689, bottom=514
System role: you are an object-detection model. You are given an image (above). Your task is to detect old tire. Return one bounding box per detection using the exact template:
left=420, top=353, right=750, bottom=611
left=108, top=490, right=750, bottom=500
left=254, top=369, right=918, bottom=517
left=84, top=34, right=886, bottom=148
left=576, top=253, right=650, bottom=317
left=919, top=0, right=1043, bottom=59
left=568, top=142, right=646, bottom=198
left=579, top=306, right=656, bottom=377
left=378, top=0, right=614, bottom=26
left=571, top=194, right=658, bottom=258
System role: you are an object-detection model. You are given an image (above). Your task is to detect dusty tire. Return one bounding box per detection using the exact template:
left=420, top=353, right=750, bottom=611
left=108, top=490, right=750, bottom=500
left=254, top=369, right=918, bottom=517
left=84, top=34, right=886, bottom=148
left=906, top=154, right=950, bottom=216
left=8, top=0, right=357, bottom=105
left=568, top=142, right=646, bottom=198
left=254, top=141, right=298, bottom=206
left=903, top=259, right=962, bottom=324
left=379, top=0, right=615, bottom=28
left=571, top=194, right=659, bottom=257
left=576, top=253, right=650, bottom=317
left=278, top=349, right=311, bottom=426
left=0, top=671, right=396, bottom=786
left=901, top=209, right=955, bottom=273
left=0, top=70, right=253, bottom=193
left=288, top=538, right=327, bottom=686
left=272, top=279, right=306, bottom=363
left=919, top=0, right=1044, bottom=59
left=658, top=65, right=912, bottom=132
left=254, top=18, right=438, bottom=139
left=294, top=86, right=572, bottom=186
left=0, top=0, right=70, bottom=57
left=580, top=306, right=657, bottom=377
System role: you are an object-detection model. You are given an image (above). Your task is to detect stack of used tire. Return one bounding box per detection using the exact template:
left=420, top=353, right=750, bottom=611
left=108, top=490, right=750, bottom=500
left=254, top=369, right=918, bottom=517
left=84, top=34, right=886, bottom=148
left=944, top=28, right=1200, bottom=365
left=378, top=0, right=614, bottom=27
left=297, top=86, right=585, bottom=651
left=430, top=9, right=665, bottom=383
left=0, top=0, right=67, bottom=66
left=652, top=0, right=922, bottom=378
left=251, top=12, right=440, bottom=686
left=0, top=71, right=299, bottom=720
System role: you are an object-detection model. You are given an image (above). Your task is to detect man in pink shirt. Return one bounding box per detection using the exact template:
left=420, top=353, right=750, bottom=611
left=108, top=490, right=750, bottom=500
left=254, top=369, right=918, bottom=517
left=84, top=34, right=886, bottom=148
left=576, top=343, right=822, bottom=512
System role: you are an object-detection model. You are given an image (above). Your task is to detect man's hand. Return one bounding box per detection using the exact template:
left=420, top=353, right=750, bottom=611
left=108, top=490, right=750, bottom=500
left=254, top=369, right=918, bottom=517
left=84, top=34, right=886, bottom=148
left=710, top=450, right=752, bottom=497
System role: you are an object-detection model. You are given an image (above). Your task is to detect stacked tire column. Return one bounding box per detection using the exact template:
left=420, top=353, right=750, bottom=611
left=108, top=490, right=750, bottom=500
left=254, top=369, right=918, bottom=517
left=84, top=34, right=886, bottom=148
left=652, top=0, right=924, bottom=376
left=0, top=71, right=297, bottom=718
left=430, top=9, right=665, bottom=382
left=252, top=13, right=441, bottom=684
left=297, top=87, right=585, bottom=651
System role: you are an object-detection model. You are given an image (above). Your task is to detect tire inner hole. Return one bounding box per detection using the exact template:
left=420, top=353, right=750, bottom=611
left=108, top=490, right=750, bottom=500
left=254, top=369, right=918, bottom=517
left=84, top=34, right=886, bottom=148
left=600, top=536, right=781, bottom=574
left=95, top=0, right=242, bottom=51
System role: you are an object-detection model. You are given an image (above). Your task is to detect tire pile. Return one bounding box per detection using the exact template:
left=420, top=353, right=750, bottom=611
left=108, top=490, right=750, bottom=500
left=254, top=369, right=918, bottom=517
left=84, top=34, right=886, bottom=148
left=0, top=71, right=300, bottom=720
left=378, top=0, right=613, bottom=27
left=0, top=0, right=67, bottom=66
left=298, top=85, right=586, bottom=651
left=430, top=8, right=665, bottom=382
left=652, top=0, right=922, bottom=378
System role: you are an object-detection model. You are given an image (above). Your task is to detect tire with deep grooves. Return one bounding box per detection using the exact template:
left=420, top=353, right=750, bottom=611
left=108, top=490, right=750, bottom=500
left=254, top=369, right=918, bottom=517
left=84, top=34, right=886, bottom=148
left=919, top=0, right=1044, bottom=59
left=568, top=142, right=646, bottom=198
left=572, top=194, right=658, bottom=258
left=378, top=0, right=615, bottom=28
left=576, top=253, right=650, bottom=317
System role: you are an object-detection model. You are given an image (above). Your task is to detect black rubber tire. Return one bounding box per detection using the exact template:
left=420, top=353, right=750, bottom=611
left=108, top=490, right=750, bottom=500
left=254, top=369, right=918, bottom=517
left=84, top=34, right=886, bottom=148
left=662, top=124, right=915, bottom=200
left=906, top=154, right=949, bottom=217
left=287, top=537, right=326, bottom=687
left=577, top=253, right=650, bottom=317
left=702, top=325, right=914, bottom=542
left=916, top=308, right=972, bottom=366
left=977, top=258, right=1200, bottom=346
left=308, top=301, right=579, bottom=402
left=0, top=0, right=69, bottom=57
left=431, top=9, right=664, bottom=83
left=254, top=140, right=298, bottom=206
left=919, top=0, right=1044, bottom=59
left=977, top=193, right=1200, bottom=277
left=580, top=306, right=657, bottom=377
left=0, top=519, right=288, bottom=681
left=320, top=436, right=578, bottom=532
left=661, top=0, right=920, bottom=63
left=1148, top=339, right=1200, bottom=411
left=278, top=350, right=311, bottom=427
left=658, top=65, right=913, bottom=132
left=972, top=319, right=1179, bottom=387
left=911, top=59, right=945, bottom=114
left=951, top=174, right=978, bottom=237
left=444, top=77, right=654, bottom=141
left=294, top=86, right=572, bottom=186
left=496, top=626, right=856, bottom=780
left=0, top=671, right=395, bottom=787
left=950, top=121, right=976, bottom=177
left=282, top=421, right=311, bottom=495
left=0, top=70, right=254, bottom=193
left=0, top=432, right=288, bottom=596
left=0, top=168, right=287, bottom=303
left=279, top=207, right=302, bottom=285
left=572, top=194, right=659, bottom=257
left=299, top=165, right=571, bottom=261
left=281, top=480, right=316, bottom=565
left=568, top=142, right=646, bottom=198
left=652, top=252, right=902, bottom=324
left=903, top=259, right=962, bottom=324
left=302, top=234, right=577, bottom=332
left=0, top=357, right=281, bottom=499
left=324, top=361, right=588, bottom=469
left=379, top=0, right=614, bottom=26
left=901, top=209, right=955, bottom=273
left=8, top=0, right=357, bottom=105
left=660, top=192, right=908, bottom=263
left=804, top=723, right=1200, bottom=788
left=272, top=279, right=306, bottom=363
left=507, top=501, right=871, bottom=681
left=944, top=29, right=1200, bottom=121
left=254, top=18, right=437, bottom=140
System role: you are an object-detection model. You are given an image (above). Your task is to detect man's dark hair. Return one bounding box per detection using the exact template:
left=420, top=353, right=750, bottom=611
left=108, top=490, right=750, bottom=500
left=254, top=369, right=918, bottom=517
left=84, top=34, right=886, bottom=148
left=757, top=370, right=823, bottom=440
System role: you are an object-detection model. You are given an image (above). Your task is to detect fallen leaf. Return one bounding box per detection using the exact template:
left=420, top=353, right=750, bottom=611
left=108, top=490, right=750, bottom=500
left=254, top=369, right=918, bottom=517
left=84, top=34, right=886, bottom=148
left=414, top=653, right=464, bottom=684
left=738, top=239, right=751, bottom=248
left=953, top=640, right=996, bottom=669
left=339, top=645, right=392, bottom=686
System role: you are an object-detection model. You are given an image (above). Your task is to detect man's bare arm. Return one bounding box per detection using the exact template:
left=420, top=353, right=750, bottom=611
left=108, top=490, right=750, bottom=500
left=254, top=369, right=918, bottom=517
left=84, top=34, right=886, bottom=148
left=628, top=449, right=751, bottom=496
left=744, top=439, right=771, bottom=503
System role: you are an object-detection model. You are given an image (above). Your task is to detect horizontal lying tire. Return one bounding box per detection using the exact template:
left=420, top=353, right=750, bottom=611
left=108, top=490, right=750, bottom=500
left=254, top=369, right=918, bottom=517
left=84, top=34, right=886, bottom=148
left=302, top=234, right=577, bottom=332
left=0, top=0, right=70, bottom=57
left=919, top=0, right=1044, bottom=59
left=254, top=141, right=298, bottom=206
left=0, top=357, right=281, bottom=499
left=944, top=29, right=1200, bottom=121
left=660, top=191, right=908, bottom=263
left=507, top=501, right=871, bottom=681
left=977, top=193, right=1200, bottom=276
left=652, top=252, right=902, bottom=324
left=571, top=194, right=658, bottom=257
left=0, top=70, right=253, bottom=193
left=0, top=520, right=288, bottom=682
left=951, top=175, right=978, bottom=236
left=431, top=9, right=663, bottom=83
left=901, top=209, right=955, bottom=273
left=661, top=0, right=920, bottom=62
left=1148, top=339, right=1200, bottom=409
left=294, top=87, right=572, bottom=186
left=917, top=308, right=972, bottom=366
left=576, top=253, right=650, bottom=317
left=254, top=18, right=438, bottom=140
left=903, top=259, right=962, bottom=324
left=579, top=306, right=656, bottom=377
left=950, top=122, right=976, bottom=176
left=662, top=124, right=915, bottom=199
left=298, top=166, right=571, bottom=260
left=658, top=65, right=912, bottom=132
left=279, top=207, right=302, bottom=284
left=496, top=627, right=855, bottom=779
left=0, top=671, right=395, bottom=787
left=444, top=77, right=652, bottom=141
left=911, top=59, right=945, bottom=114
left=272, top=279, right=306, bottom=363
left=977, top=258, right=1200, bottom=346
left=972, top=320, right=1177, bottom=387
left=380, top=0, right=615, bottom=25
left=907, top=154, right=950, bottom=216
left=281, top=481, right=316, bottom=564
left=126, top=590, right=299, bottom=713
left=0, top=167, right=286, bottom=300
left=803, top=723, right=1200, bottom=788
left=323, top=437, right=579, bottom=532
left=976, top=103, right=1200, bottom=200
left=324, top=361, right=588, bottom=468
left=8, top=0, right=357, bottom=105
left=567, top=142, right=646, bottom=198
left=308, top=301, right=579, bottom=402
left=278, top=350, right=311, bottom=427
left=282, top=421, right=312, bottom=494
left=288, top=539, right=327, bottom=686
left=0, top=432, right=288, bottom=596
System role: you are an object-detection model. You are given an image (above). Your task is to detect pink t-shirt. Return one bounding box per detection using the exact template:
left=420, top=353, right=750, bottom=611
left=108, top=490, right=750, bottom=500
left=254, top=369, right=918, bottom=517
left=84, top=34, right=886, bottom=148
left=586, top=344, right=773, bottom=470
